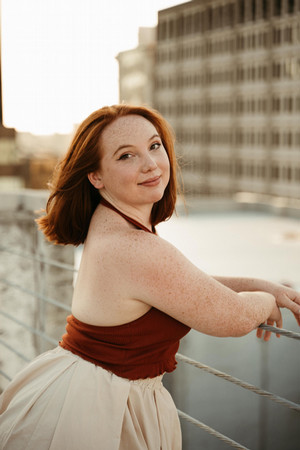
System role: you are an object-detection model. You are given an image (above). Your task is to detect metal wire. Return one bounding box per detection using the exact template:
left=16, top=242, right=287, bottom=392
left=258, top=323, right=300, bottom=340
left=0, top=278, right=72, bottom=313
left=176, top=353, right=300, bottom=413
left=177, top=409, right=250, bottom=450
left=0, top=310, right=58, bottom=346
left=0, top=245, right=77, bottom=272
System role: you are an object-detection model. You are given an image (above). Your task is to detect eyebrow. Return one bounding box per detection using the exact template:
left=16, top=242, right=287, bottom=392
left=113, top=134, right=161, bottom=156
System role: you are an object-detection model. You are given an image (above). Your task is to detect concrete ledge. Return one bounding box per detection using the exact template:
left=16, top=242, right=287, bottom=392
left=176, top=193, right=300, bottom=219
left=0, top=189, right=49, bottom=212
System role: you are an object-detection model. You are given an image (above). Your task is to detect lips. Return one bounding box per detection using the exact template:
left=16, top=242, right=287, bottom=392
left=139, top=176, right=161, bottom=186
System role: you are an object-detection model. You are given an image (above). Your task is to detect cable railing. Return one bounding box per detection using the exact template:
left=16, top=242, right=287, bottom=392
left=0, top=244, right=299, bottom=450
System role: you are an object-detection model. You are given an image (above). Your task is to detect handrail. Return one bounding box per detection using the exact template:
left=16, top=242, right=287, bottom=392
left=177, top=410, right=250, bottom=450
left=176, top=353, right=300, bottom=413
left=0, top=245, right=77, bottom=272
left=0, top=245, right=299, bottom=449
left=258, top=323, right=300, bottom=340
left=0, top=278, right=72, bottom=312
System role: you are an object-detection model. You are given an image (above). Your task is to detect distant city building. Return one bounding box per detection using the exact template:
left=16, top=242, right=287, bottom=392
left=0, top=35, right=19, bottom=189
left=154, top=0, right=300, bottom=200
left=116, top=27, right=156, bottom=106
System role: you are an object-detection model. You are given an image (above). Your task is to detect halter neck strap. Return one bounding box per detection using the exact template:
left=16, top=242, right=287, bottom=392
left=100, top=197, right=156, bottom=234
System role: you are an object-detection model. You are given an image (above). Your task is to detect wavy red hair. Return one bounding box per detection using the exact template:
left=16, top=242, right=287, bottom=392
left=36, top=104, right=180, bottom=246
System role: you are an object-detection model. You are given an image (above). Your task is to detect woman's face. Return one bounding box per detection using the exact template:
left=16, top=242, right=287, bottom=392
left=94, top=115, right=170, bottom=209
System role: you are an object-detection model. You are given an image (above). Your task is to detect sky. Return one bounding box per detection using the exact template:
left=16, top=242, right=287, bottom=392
left=1, top=0, right=185, bottom=135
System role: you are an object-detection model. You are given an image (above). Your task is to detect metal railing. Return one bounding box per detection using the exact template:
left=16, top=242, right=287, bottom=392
left=0, top=245, right=299, bottom=450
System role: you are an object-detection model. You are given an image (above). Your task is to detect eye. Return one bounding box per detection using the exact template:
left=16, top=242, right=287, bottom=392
left=118, top=153, right=133, bottom=160
left=150, top=142, right=161, bottom=150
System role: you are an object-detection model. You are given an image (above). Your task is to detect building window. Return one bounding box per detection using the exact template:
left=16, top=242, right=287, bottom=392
left=184, top=14, right=193, bottom=35
left=272, top=62, right=281, bottom=78
left=194, top=12, right=201, bottom=33
left=176, top=15, right=184, bottom=37
left=207, top=6, right=213, bottom=31
left=283, top=97, right=293, bottom=112
left=238, top=0, right=245, bottom=23
left=271, top=165, right=280, bottom=179
left=272, top=27, right=282, bottom=45
left=273, top=0, right=282, bottom=16
left=169, top=19, right=175, bottom=39
left=158, top=21, right=167, bottom=41
left=287, top=0, right=295, bottom=14
left=283, top=26, right=292, bottom=44
left=271, top=130, right=280, bottom=146
left=262, top=0, right=269, bottom=19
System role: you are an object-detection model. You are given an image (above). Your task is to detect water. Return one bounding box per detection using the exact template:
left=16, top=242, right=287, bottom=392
left=156, top=210, right=300, bottom=450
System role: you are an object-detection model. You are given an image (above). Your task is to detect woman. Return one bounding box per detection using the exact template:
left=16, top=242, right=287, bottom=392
left=0, top=104, right=299, bottom=450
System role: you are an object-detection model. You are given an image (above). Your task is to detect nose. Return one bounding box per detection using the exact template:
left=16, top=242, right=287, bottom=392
left=141, top=152, right=158, bottom=172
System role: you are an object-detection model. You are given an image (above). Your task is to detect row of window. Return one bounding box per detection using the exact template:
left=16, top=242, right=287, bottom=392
left=186, top=158, right=300, bottom=183
left=158, top=0, right=299, bottom=41
left=155, top=58, right=299, bottom=88
left=156, top=24, right=299, bottom=61
left=156, top=94, right=300, bottom=118
left=173, top=127, right=300, bottom=148
left=212, top=161, right=299, bottom=182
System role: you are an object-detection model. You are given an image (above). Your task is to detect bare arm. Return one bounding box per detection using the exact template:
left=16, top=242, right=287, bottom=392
left=214, top=276, right=300, bottom=326
left=118, top=233, right=280, bottom=338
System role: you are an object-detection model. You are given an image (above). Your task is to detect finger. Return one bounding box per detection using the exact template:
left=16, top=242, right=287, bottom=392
left=277, top=293, right=300, bottom=326
left=264, top=320, right=274, bottom=341
left=256, top=327, right=263, bottom=339
left=281, top=293, right=300, bottom=316
left=264, top=330, right=271, bottom=341
left=275, top=314, right=283, bottom=338
left=293, top=311, right=300, bottom=327
left=287, top=300, right=300, bottom=318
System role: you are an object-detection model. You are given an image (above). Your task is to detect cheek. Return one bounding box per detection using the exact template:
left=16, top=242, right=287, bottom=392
left=111, top=165, right=137, bottom=186
left=161, top=153, right=171, bottom=177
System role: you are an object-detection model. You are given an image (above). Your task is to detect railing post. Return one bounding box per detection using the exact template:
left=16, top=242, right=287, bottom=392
left=33, top=230, right=47, bottom=354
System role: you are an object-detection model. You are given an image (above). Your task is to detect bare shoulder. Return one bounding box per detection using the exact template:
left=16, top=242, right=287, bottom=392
left=110, top=230, right=237, bottom=330
left=85, top=227, right=265, bottom=337
left=105, top=227, right=182, bottom=267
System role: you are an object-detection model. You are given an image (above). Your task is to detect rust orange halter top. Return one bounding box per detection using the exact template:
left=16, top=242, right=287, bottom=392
left=59, top=198, right=190, bottom=379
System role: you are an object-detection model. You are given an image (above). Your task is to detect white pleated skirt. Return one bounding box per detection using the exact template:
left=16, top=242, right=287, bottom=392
left=0, top=346, right=182, bottom=450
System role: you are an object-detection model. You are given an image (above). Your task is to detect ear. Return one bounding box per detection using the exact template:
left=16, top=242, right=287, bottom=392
left=88, top=171, right=104, bottom=189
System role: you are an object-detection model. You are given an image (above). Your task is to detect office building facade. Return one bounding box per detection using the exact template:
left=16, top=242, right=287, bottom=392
left=154, top=0, right=300, bottom=199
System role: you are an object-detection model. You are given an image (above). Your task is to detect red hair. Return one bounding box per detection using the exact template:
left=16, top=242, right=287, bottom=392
left=36, top=104, right=180, bottom=246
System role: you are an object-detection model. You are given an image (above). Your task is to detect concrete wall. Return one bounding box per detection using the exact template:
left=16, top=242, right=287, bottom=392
left=0, top=189, right=74, bottom=389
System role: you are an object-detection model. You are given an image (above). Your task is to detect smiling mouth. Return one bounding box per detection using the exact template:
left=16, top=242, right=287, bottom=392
left=139, top=176, right=161, bottom=186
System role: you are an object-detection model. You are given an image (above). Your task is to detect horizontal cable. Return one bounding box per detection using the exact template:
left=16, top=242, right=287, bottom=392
left=0, top=278, right=72, bottom=313
left=258, top=323, right=300, bottom=340
left=177, top=409, right=249, bottom=450
left=0, top=337, right=31, bottom=363
left=176, top=353, right=300, bottom=413
left=0, top=245, right=77, bottom=272
left=0, top=310, right=58, bottom=346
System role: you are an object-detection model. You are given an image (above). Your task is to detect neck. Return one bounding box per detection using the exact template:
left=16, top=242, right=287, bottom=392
left=100, top=195, right=155, bottom=234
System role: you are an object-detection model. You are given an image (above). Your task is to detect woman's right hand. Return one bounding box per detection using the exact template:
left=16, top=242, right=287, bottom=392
left=256, top=299, right=282, bottom=341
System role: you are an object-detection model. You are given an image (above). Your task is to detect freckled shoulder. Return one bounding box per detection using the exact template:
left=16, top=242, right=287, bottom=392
left=107, top=229, right=266, bottom=338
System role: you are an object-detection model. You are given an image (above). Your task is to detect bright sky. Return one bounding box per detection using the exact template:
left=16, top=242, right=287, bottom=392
left=1, top=0, right=185, bottom=135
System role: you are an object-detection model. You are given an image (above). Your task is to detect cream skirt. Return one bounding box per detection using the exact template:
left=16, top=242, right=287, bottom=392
left=0, top=346, right=182, bottom=450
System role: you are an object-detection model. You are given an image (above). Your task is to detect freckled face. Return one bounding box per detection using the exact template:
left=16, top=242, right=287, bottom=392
left=97, top=115, right=170, bottom=208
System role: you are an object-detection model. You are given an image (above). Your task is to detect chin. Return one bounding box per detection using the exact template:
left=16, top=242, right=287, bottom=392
left=150, top=192, right=165, bottom=204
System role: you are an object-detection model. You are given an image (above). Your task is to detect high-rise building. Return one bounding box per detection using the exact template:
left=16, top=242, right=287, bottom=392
left=0, top=11, right=18, bottom=189
left=154, top=0, right=300, bottom=200
left=116, top=27, right=156, bottom=106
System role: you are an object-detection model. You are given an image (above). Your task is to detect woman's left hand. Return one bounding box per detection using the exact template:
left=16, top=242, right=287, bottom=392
left=256, top=283, right=300, bottom=340
left=270, top=283, right=300, bottom=326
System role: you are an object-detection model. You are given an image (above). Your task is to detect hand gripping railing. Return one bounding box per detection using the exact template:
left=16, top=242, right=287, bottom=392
left=0, top=244, right=299, bottom=450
